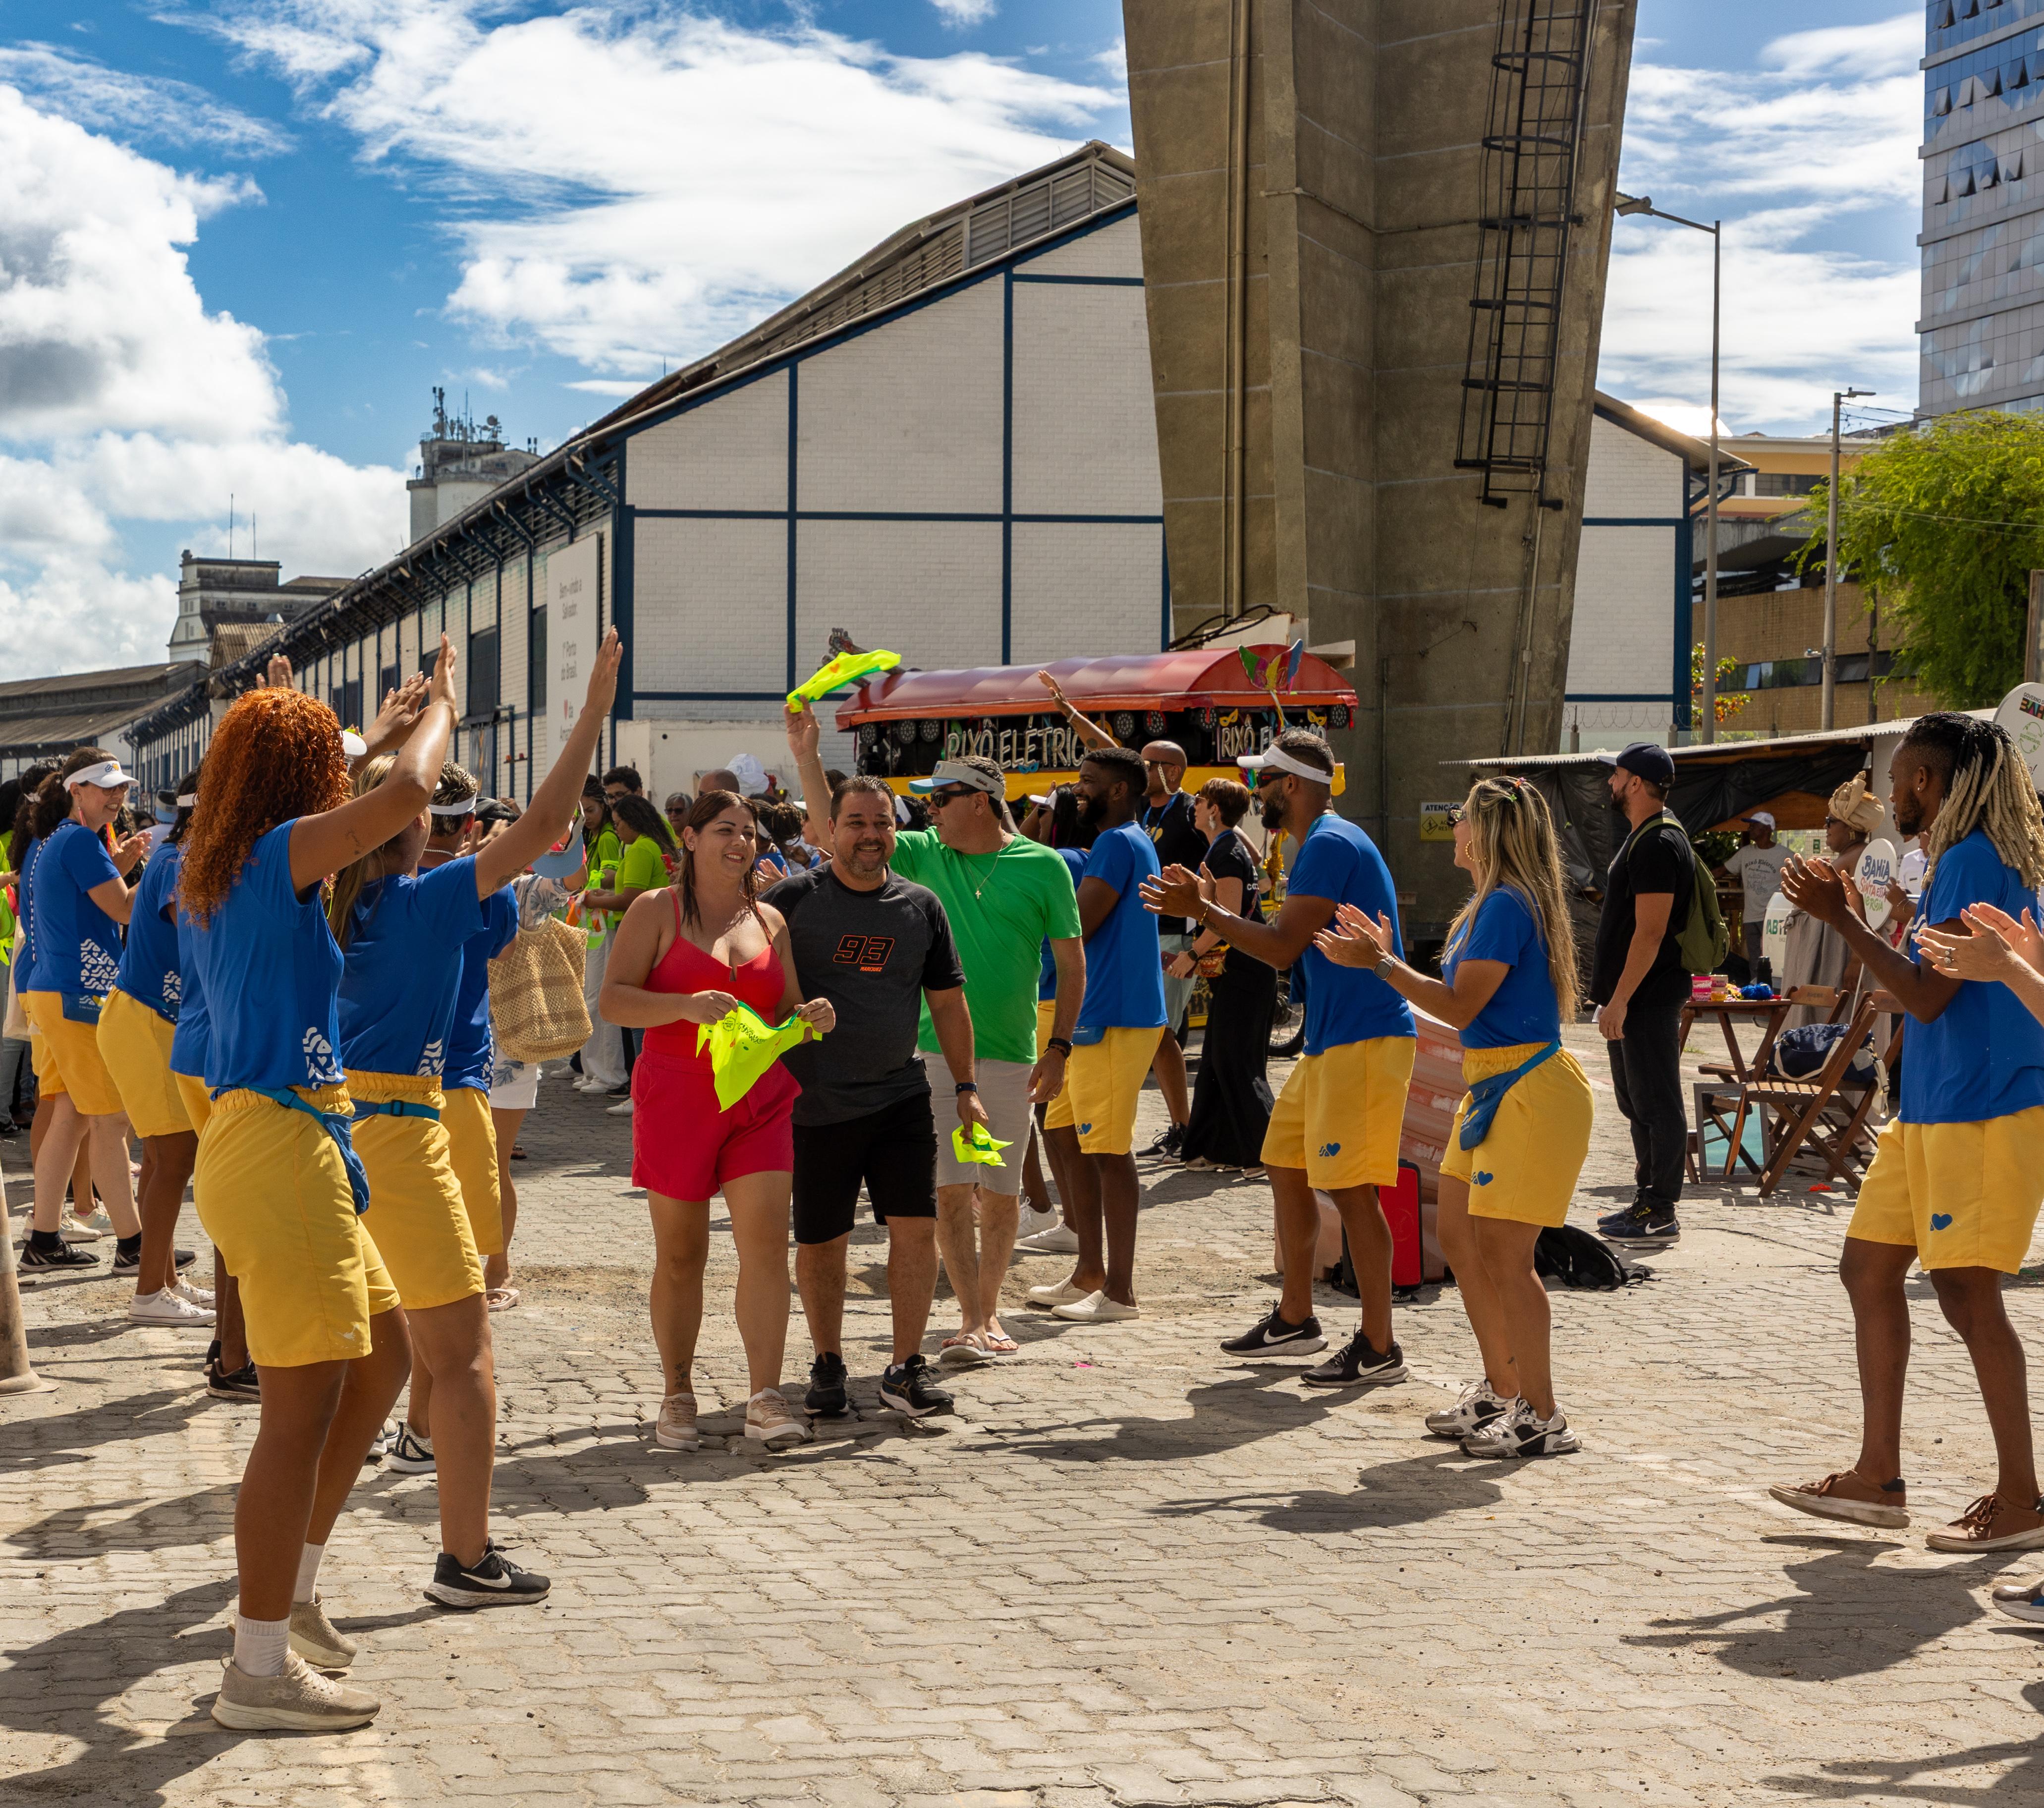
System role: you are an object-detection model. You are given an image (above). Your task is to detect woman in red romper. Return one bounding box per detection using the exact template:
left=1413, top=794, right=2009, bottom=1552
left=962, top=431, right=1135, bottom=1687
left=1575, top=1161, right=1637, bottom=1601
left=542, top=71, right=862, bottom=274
left=602, top=791, right=833, bottom=1452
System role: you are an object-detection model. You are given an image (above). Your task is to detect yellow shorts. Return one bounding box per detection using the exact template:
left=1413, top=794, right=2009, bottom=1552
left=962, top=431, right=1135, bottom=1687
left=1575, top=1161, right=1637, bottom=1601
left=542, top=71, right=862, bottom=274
left=346, top=1070, right=484, bottom=1310
left=194, top=1084, right=400, bottom=1367
left=1037, top=999, right=1057, bottom=1053
left=175, top=1071, right=211, bottom=1133
left=28, top=1017, right=58, bottom=1096
left=441, top=1083, right=505, bottom=1258
left=1262, top=1036, right=1417, bottom=1191
left=1440, top=1042, right=1593, bottom=1228
left=1044, top=1025, right=1163, bottom=1155
left=1848, top=1108, right=2044, bottom=1274
left=24, top=991, right=124, bottom=1115
left=96, top=989, right=192, bottom=1139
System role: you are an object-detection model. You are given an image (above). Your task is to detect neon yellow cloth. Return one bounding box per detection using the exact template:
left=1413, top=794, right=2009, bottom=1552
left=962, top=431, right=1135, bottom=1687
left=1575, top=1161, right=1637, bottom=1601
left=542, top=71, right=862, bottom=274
left=695, top=1004, right=816, bottom=1111
left=786, top=649, right=900, bottom=710
left=950, top=1122, right=1012, bottom=1168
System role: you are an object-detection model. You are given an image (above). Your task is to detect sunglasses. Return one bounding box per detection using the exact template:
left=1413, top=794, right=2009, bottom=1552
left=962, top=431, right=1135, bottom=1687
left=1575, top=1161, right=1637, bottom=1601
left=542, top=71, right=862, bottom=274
left=926, top=786, right=978, bottom=808
left=1442, top=805, right=1465, bottom=826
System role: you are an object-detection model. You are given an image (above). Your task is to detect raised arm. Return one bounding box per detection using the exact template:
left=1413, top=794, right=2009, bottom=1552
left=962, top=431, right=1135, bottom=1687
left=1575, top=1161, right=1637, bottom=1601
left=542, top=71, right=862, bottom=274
left=473, top=630, right=622, bottom=896
left=784, top=702, right=832, bottom=836
left=288, top=634, right=455, bottom=892
left=1036, top=672, right=1116, bottom=750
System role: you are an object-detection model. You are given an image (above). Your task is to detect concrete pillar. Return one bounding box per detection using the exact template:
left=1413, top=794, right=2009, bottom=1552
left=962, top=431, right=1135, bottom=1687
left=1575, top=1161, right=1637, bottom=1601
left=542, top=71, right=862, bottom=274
left=1125, top=0, right=1638, bottom=936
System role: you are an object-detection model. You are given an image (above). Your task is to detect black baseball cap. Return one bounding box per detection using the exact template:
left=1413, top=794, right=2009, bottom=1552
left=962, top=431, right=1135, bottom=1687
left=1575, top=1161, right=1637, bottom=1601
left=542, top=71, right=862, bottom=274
left=1599, top=741, right=1676, bottom=787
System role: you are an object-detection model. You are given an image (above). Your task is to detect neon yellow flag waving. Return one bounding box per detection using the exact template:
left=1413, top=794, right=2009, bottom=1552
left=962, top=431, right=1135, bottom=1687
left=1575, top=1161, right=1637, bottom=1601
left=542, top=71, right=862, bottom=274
left=787, top=649, right=900, bottom=712
left=950, top=1122, right=1012, bottom=1168
left=695, top=1005, right=816, bottom=1111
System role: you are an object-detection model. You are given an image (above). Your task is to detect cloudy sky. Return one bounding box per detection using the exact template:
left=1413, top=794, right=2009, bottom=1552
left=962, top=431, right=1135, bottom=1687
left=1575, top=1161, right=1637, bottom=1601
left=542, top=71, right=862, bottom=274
left=0, top=0, right=1920, bottom=678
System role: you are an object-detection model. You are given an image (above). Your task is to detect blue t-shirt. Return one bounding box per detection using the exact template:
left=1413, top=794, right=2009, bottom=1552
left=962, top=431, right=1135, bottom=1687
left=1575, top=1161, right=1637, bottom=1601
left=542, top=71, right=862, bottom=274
left=31, top=820, right=124, bottom=997
left=1443, top=886, right=1561, bottom=1050
left=1287, top=813, right=1415, bottom=1054
left=1074, top=822, right=1165, bottom=1042
left=337, top=858, right=486, bottom=1077
left=169, top=903, right=210, bottom=1080
left=444, top=884, right=520, bottom=1092
left=15, top=836, right=41, bottom=992
left=114, top=843, right=183, bottom=1022
left=1904, top=826, right=2044, bottom=1124
left=1039, top=847, right=1090, bottom=1001
left=188, top=820, right=346, bottom=1093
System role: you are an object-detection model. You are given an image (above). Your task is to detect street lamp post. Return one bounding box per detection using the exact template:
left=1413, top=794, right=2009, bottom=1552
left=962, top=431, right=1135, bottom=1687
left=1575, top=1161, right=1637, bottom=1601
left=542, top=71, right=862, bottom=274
left=1616, top=194, right=1721, bottom=743
left=1822, top=386, right=1875, bottom=731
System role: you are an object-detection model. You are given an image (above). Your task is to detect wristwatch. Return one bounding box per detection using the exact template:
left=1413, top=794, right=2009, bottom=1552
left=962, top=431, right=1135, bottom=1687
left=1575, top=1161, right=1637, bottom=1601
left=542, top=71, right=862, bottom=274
left=955, top=1080, right=979, bottom=1094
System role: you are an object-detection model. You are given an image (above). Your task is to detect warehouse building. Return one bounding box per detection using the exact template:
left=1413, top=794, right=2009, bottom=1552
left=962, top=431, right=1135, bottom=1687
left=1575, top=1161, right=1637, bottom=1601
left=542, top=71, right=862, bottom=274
left=129, top=142, right=1162, bottom=799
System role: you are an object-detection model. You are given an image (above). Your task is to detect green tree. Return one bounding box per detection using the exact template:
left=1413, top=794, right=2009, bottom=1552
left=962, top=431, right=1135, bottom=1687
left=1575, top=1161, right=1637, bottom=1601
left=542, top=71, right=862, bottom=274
left=1690, top=643, right=1748, bottom=726
left=1807, top=410, right=2044, bottom=708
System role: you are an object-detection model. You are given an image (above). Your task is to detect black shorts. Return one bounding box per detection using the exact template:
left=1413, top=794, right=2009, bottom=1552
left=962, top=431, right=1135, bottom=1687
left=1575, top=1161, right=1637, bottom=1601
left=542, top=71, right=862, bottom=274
left=790, top=1091, right=938, bottom=1245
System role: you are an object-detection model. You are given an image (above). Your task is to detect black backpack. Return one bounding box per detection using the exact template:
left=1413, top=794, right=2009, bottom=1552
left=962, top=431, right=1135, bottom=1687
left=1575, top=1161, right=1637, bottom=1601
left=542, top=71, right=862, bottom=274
left=1535, top=1224, right=1650, bottom=1290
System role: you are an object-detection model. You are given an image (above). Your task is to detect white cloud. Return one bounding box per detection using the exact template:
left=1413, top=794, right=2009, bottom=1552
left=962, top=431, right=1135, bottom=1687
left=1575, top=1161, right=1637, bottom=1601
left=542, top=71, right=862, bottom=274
left=197, top=0, right=1125, bottom=376
left=1600, top=11, right=1921, bottom=433
left=930, top=0, right=999, bottom=25
left=0, top=86, right=403, bottom=678
left=0, top=42, right=293, bottom=153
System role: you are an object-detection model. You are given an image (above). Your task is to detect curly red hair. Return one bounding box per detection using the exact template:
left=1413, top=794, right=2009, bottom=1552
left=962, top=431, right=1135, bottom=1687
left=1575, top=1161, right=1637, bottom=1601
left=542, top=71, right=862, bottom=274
left=179, top=687, right=350, bottom=922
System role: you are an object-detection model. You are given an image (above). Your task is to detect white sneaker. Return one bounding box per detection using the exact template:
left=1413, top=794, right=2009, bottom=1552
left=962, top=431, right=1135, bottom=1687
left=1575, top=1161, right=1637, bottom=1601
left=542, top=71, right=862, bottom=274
left=1051, top=1289, right=1140, bottom=1323
left=1016, top=1222, right=1080, bottom=1255
left=62, top=1210, right=114, bottom=1242
left=1016, top=1205, right=1058, bottom=1238
left=212, top=1651, right=379, bottom=1731
left=1026, top=1278, right=1091, bottom=1310
left=175, top=1278, right=217, bottom=1310
left=1425, top=1378, right=1511, bottom=1440
left=127, top=1287, right=215, bottom=1326
left=606, top=1097, right=635, bottom=1116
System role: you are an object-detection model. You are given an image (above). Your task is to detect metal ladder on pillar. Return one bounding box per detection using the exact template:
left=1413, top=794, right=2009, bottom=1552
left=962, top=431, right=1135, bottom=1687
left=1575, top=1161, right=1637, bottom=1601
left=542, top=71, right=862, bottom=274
left=1454, top=0, right=1599, bottom=510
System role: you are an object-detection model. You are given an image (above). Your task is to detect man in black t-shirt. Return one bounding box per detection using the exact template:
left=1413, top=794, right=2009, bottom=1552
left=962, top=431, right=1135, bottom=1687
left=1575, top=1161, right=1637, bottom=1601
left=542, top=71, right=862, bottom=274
left=762, top=775, right=986, bottom=1421
left=1140, top=740, right=1207, bottom=1156
left=1590, top=742, right=1693, bottom=1246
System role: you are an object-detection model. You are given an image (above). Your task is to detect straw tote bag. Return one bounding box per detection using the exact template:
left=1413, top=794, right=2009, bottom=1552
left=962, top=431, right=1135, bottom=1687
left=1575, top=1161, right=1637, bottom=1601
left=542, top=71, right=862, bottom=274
left=489, top=908, right=590, bottom=1064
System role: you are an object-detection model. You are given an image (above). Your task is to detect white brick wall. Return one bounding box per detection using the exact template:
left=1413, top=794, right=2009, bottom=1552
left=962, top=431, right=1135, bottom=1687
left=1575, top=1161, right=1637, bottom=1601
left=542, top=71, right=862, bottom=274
left=1014, top=215, right=1142, bottom=279
left=1566, top=525, right=1678, bottom=698
left=1011, top=281, right=1161, bottom=517
left=797, top=282, right=1003, bottom=513
left=796, top=520, right=1003, bottom=675
left=1011, top=523, right=1166, bottom=661
left=628, top=370, right=788, bottom=512
left=633, top=515, right=787, bottom=695
left=1584, top=414, right=1683, bottom=518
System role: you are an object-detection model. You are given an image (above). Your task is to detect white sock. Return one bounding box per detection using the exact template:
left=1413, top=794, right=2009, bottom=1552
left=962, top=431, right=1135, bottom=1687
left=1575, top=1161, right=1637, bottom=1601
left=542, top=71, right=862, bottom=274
left=233, top=1612, right=290, bottom=1677
left=293, top=1542, right=325, bottom=1605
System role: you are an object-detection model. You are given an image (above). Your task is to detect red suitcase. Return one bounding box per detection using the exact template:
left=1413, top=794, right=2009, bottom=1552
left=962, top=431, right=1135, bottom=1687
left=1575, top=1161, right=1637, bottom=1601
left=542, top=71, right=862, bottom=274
left=1381, top=1159, right=1424, bottom=1290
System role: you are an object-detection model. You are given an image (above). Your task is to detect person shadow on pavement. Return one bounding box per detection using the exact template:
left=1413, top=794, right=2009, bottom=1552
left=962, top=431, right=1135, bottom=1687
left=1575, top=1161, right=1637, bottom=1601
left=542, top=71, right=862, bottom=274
left=1768, top=1676, right=2044, bottom=1803
left=1624, top=1532, right=1989, bottom=1683
left=1149, top=1448, right=1508, bottom=1533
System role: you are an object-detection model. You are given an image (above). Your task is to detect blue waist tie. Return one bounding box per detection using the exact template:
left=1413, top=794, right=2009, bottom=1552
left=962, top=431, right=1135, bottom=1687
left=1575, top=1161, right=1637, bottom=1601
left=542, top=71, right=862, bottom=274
left=232, top=1085, right=373, bottom=1216
left=350, top=1098, right=442, bottom=1123
left=1458, top=1041, right=1561, bottom=1152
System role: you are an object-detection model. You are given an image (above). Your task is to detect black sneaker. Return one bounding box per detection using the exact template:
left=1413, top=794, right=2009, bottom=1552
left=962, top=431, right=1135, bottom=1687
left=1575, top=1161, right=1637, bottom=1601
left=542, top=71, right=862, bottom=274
left=111, top=1244, right=197, bottom=1275
left=606, top=1082, right=631, bottom=1099
left=805, top=1351, right=849, bottom=1417
left=878, top=1354, right=953, bottom=1418
left=1597, top=1201, right=1679, bottom=1246
left=19, top=1238, right=100, bottom=1271
left=1220, top=1308, right=1327, bottom=1357
left=206, top=1354, right=259, bottom=1401
left=1142, top=1123, right=1186, bottom=1160
left=425, top=1540, right=550, bottom=1609
left=1300, top=1329, right=1407, bottom=1388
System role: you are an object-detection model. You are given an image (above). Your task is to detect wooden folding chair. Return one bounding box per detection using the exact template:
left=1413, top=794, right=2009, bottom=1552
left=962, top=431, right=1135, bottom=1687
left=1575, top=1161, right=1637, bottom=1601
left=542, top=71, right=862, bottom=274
left=1738, top=991, right=1885, bottom=1198
left=1695, top=985, right=1843, bottom=1088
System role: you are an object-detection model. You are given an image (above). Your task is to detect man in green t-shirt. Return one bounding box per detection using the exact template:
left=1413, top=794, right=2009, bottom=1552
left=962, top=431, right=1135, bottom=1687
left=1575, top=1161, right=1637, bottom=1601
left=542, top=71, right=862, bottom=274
left=789, top=707, right=1084, bottom=1362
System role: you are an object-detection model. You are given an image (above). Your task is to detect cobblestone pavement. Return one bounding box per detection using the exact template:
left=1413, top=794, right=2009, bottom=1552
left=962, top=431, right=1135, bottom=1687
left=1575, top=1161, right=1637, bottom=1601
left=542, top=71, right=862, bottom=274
left=7, top=1020, right=2044, bottom=1806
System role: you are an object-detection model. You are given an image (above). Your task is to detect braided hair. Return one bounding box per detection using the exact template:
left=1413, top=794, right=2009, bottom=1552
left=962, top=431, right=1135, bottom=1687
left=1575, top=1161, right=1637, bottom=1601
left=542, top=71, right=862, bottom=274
left=1903, top=712, right=2044, bottom=888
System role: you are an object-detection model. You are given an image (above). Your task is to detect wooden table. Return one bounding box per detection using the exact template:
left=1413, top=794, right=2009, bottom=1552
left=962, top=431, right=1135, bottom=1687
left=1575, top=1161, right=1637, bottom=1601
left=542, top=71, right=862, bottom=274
left=1679, top=994, right=1795, bottom=1084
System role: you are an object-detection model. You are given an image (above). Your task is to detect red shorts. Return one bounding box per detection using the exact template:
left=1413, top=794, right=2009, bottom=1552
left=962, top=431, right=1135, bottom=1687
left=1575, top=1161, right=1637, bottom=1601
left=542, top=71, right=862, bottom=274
left=630, top=1048, right=798, bottom=1201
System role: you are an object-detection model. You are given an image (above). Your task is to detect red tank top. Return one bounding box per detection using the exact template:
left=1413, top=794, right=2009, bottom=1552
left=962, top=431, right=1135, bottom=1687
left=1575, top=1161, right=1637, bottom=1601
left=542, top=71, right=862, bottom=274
left=642, top=893, right=788, bottom=1059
